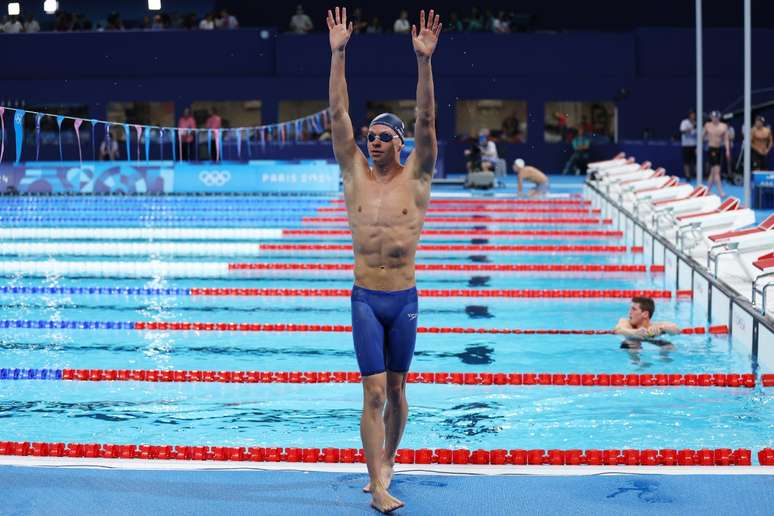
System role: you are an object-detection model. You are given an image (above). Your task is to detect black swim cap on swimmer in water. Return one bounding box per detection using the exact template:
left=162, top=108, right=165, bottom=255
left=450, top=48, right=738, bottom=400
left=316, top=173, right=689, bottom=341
left=369, top=113, right=405, bottom=143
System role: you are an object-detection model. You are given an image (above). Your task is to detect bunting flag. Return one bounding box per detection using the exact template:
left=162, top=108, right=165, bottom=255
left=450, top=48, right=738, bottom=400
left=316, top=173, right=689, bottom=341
left=34, top=113, right=43, bottom=161
left=133, top=125, right=142, bottom=162
left=56, top=115, right=65, bottom=161
left=90, top=119, right=98, bottom=162
left=13, top=109, right=25, bottom=164
left=73, top=118, right=83, bottom=165
left=0, top=105, right=330, bottom=164
left=122, top=124, right=131, bottom=160
left=0, top=107, right=5, bottom=163
left=143, top=127, right=151, bottom=162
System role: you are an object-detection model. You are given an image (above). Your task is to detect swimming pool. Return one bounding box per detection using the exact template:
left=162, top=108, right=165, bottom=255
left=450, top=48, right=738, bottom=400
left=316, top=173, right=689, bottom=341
left=0, top=188, right=771, bottom=462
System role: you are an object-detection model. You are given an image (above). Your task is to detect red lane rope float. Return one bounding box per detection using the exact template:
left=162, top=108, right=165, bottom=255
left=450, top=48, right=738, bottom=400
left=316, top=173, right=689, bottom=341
left=56, top=368, right=748, bottom=387
left=132, top=321, right=727, bottom=335
left=317, top=207, right=600, bottom=214
left=227, top=263, right=661, bottom=273
left=260, top=244, right=641, bottom=254
left=0, top=441, right=756, bottom=466
left=303, top=217, right=612, bottom=225
left=330, top=198, right=591, bottom=206
left=188, top=288, right=680, bottom=298
left=283, top=229, right=625, bottom=238
left=762, top=374, right=774, bottom=387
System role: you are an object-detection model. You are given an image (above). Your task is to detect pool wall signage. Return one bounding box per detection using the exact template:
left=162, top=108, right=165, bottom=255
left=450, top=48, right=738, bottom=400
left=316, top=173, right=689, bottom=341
left=586, top=181, right=774, bottom=371
left=0, top=161, right=340, bottom=194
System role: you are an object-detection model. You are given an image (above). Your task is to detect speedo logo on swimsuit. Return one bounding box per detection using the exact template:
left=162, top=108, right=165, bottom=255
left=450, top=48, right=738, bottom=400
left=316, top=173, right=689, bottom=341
left=407, top=313, right=417, bottom=320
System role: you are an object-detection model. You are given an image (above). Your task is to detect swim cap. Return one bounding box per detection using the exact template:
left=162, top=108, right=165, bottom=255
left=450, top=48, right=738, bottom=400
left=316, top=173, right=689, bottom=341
left=514, top=159, right=525, bottom=168
left=710, top=110, right=721, bottom=119
left=756, top=115, right=766, bottom=123
left=369, top=113, right=405, bottom=143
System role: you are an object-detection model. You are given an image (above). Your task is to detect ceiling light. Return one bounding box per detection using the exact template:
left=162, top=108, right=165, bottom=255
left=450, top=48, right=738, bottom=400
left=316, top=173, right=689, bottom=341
left=148, top=0, right=161, bottom=11
left=43, top=0, right=58, bottom=14
left=7, top=2, right=20, bottom=16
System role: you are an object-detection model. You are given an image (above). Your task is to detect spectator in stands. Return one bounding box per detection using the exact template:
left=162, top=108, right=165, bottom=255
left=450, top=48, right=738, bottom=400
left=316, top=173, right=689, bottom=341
left=99, top=130, right=120, bottom=161
left=751, top=115, right=773, bottom=171
left=580, top=115, right=593, bottom=135
left=563, top=126, right=591, bottom=175
left=215, top=9, right=239, bottom=29
left=492, top=11, right=510, bottom=33
left=182, top=13, right=198, bottom=30
left=3, top=16, right=23, bottom=33
left=151, top=15, right=165, bottom=30
left=106, top=12, right=124, bottom=31
left=350, top=8, right=368, bottom=33
left=464, top=139, right=483, bottom=173
left=358, top=126, right=370, bottom=143
left=393, top=10, right=410, bottom=33
left=366, top=17, right=383, bottom=33
left=178, top=107, right=197, bottom=161
left=199, top=13, right=215, bottom=30
left=289, top=5, right=313, bottom=34
left=446, top=11, right=463, bottom=32
left=465, top=7, right=484, bottom=31
left=205, top=108, right=222, bottom=161
left=24, top=15, right=40, bottom=33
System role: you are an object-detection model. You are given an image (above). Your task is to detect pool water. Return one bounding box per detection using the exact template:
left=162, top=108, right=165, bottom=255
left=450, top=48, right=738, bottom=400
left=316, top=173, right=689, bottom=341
left=0, top=189, right=770, bottom=453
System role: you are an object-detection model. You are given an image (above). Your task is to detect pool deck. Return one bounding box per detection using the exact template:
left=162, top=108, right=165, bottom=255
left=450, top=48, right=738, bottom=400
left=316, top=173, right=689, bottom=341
left=4, top=463, right=774, bottom=515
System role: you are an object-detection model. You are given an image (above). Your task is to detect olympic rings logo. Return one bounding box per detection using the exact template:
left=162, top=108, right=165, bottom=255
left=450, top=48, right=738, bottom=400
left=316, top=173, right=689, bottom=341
left=198, top=170, right=231, bottom=187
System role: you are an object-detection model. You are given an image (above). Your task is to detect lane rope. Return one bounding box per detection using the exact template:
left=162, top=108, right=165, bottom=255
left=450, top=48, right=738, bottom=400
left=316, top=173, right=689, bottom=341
left=0, top=286, right=681, bottom=299
left=0, top=441, right=759, bottom=466
left=0, top=367, right=751, bottom=388
left=0, top=319, right=728, bottom=335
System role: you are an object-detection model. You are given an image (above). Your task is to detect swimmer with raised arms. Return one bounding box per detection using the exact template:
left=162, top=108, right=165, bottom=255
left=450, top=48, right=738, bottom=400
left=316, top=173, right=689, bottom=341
left=327, top=6, right=441, bottom=513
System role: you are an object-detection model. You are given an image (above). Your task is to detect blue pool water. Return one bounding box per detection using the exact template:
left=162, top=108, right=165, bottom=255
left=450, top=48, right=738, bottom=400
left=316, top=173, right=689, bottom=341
left=0, top=189, right=771, bottom=453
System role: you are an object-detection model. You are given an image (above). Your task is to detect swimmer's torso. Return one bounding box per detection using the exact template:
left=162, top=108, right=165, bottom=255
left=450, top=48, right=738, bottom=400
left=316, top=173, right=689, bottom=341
left=752, top=126, right=771, bottom=154
left=521, top=166, right=547, bottom=184
left=704, top=122, right=727, bottom=147
left=344, top=156, right=430, bottom=291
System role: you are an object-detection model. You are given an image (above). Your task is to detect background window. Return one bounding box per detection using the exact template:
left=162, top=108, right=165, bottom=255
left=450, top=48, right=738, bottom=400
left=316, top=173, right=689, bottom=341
left=544, top=101, right=616, bottom=144
left=278, top=100, right=327, bottom=123
left=455, top=99, right=527, bottom=143
left=189, top=100, right=262, bottom=129
left=107, top=101, right=174, bottom=127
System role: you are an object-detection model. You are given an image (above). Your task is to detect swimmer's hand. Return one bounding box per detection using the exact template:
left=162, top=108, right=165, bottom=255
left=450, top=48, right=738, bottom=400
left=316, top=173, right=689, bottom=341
left=327, top=7, right=353, bottom=52
left=412, top=9, right=442, bottom=59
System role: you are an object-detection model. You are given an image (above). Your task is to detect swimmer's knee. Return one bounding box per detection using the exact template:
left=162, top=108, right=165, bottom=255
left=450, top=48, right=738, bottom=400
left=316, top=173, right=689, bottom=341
left=363, top=381, right=387, bottom=410
left=385, top=380, right=406, bottom=402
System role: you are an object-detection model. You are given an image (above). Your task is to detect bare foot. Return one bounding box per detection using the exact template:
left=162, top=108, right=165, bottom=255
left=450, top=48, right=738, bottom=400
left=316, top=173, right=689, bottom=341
left=371, top=488, right=404, bottom=514
left=363, top=454, right=395, bottom=492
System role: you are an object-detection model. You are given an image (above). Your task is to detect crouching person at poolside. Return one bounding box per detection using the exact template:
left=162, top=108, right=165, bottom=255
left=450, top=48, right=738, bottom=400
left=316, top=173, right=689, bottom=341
left=614, top=296, right=679, bottom=350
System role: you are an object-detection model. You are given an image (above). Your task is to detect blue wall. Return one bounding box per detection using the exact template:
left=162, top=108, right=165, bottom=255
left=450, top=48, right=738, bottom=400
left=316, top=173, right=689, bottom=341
left=1, top=27, right=772, bottom=173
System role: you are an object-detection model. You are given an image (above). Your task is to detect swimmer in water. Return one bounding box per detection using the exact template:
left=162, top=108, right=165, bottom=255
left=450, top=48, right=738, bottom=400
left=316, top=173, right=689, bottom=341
left=614, top=296, right=679, bottom=350
left=513, top=159, right=549, bottom=197
left=327, top=7, right=441, bottom=514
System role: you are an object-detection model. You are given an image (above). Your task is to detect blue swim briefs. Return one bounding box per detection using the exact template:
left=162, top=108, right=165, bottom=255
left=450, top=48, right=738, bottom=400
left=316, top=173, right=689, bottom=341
left=351, top=285, right=418, bottom=376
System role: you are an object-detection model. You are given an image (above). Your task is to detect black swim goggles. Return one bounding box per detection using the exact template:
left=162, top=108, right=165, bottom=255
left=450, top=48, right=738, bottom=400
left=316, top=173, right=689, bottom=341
left=367, top=132, right=400, bottom=143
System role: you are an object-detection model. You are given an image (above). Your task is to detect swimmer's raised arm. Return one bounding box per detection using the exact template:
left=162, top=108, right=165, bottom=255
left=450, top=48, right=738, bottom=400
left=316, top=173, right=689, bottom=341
left=327, top=7, right=363, bottom=180
left=408, top=9, right=441, bottom=180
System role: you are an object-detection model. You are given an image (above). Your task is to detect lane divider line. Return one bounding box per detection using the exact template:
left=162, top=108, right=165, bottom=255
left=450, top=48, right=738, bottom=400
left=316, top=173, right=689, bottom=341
left=0, top=368, right=751, bottom=387
left=0, top=441, right=759, bottom=466
left=303, top=217, right=613, bottom=225
left=0, top=319, right=728, bottom=335
left=284, top=229, right=625, bottom=238
left=0, top=287, right=681, bottom=299
left=316, top=207, right=601, bottom=214
left=227, top=263, right=661, bottom=273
